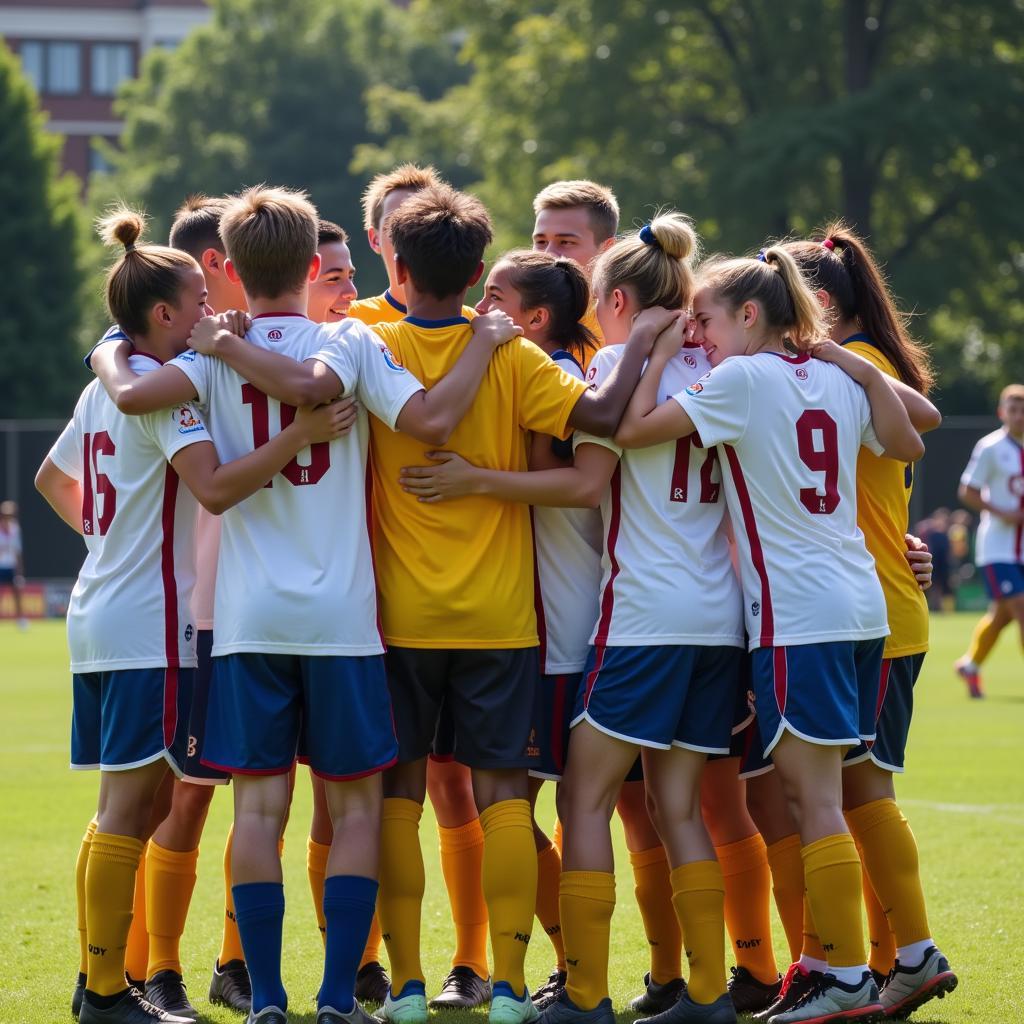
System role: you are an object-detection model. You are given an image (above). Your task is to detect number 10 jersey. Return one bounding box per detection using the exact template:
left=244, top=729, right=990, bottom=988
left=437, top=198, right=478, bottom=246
left=674, top=351, right=889, bottom=651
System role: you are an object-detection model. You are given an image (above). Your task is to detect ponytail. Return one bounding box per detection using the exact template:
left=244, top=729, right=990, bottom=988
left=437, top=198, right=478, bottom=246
left=98, top=204, right=198, bottom=337
left=782, top=221, right=935, bottom=393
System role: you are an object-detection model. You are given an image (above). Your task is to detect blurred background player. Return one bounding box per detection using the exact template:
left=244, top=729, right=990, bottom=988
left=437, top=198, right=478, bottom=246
left=956, top=384, right=1024, bottom=696
left=0, top=499, right=28, bottom=628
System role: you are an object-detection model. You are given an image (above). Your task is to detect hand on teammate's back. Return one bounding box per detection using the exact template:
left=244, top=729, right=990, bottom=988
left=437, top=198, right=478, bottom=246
left=295, top=396, right=359, bottom=444
left=399, top=450, right=476, bottom=502
left=189, top=310, right=252, bottom=355
left=903, top=534, right=933, bottom=591
left=470, top=308, right=523, bottom=349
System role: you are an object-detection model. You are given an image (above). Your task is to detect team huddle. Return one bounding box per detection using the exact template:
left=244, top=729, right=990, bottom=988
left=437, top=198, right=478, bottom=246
left=38, top=167, right=980, bottom=1024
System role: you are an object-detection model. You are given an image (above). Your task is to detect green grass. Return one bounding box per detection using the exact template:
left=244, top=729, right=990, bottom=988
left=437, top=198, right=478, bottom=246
left=1, top=616, right=1021, bottom=1023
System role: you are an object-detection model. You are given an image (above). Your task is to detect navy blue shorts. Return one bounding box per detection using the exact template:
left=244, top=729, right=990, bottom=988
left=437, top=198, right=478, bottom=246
left=429, top=698, right=456, bottom=763
left=751, top=639, right=885, bottom=756
left=981, top=563, right=1024, bottom=600
left=844, top=653, right=926, bottom=773
left=202, top=653, right=398, bottom=780
left=530, top=672, right=581, bottom=781
left=0, top=567, right=14, bottom=585
left=72, top=666, right=193, bottom=774
left=181, top=631, right=229, bottom=785
left=573, top=644, right=742, bottom=753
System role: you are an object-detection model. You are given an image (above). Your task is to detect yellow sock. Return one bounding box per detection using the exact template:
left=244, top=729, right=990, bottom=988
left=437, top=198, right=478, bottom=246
left=536, top=842, right=566, bottom=970
left=670, top=861, right=727, bottom=1004
left=379, top=798, right=425, bottom=991
left=480, top=799, right=536, bottom=992
left=77, top=819, right=98, bottom=977
left=124, top=843, right=149, bottom=983
left=967, top=610, right=1004, bottom=664
left=846, top=799, right=931, bottom=948
left=361, top=914, right=384, bottom=970
left=630, top=845, right=683, bottom=984
left=716, top=835, right=777, bottom=983
left=146, top=842, right=199, bottom=977
left=861, top=864, right=895, bottom=975
left=802, top=834, right=866, bottom=968
left=307, top=836, right=330, bottom=944
left=552, top=817, right=564, bottom=855
left=218, top=826, right=245, bottom=966
left=560, top=871, right=615, bottom=1009
left=438, top=818, right=489, bottom=978
left=765, top=834, right=805, bottom=962
left=801, top=895, right=828, bottom=962
left=86, top=833, right=145, bottom=996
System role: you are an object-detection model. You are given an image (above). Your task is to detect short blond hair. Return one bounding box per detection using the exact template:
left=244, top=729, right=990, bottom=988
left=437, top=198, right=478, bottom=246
left=999, top=384, right=1024, bottom=405
left=219, top=185, right=318, bottom=300
left=533, top=180, right=620, bottom=243
left=361, top=164, right=443, bottom=233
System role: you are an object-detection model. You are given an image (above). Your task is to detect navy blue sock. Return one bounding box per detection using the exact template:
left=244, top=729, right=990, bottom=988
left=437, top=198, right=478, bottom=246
left=232, top=881, right=287, bottom=1012
left=318, top=875, right=379, bottom=1011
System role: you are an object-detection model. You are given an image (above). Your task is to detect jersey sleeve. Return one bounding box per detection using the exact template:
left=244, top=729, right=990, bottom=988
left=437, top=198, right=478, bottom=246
left=347, top=325, right=425, bottom=430
left=960, top=439, right=992, bottom=490
left=144, top=401, right=213, bottom=463
left=166, top=349, right=212, bottom=408
left=573, top=347, right=622, bottom=457
left=515, top=339, right=589, bottom=439
left=48, top=417, right=82, bottom=481
left=854, top=384, right=886, bottom=456
left=672, top=357, right=751, bottom=447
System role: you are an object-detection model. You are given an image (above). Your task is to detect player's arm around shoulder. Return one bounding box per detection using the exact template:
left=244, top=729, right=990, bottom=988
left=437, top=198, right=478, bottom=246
left=89, top=331, right=198, bottom=414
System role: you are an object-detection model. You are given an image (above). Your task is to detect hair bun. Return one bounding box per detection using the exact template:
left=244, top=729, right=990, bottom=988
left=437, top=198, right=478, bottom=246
left=98, top=205, right=147, bottom=251
left=648, top=212, right=696, bottom=262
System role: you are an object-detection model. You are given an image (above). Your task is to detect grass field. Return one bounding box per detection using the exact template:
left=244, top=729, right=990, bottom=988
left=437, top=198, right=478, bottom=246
left=1, top=615, right=1021, bottom=1024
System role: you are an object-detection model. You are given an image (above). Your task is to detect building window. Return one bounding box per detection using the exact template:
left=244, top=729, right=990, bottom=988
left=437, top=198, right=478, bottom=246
left=89, top=141, right=116, bottom=176
left=46, top=42, right=82, bottom=95
left=18, top=41, right=44, bottom=91
left=91, top=43, right=134, bottom=96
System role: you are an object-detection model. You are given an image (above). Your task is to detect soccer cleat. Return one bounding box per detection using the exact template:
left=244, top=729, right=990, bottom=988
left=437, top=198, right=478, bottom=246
left=355, top=963, right=392, bottom=1006
left=317, top=1002, right=379, bottom=1024
left=490, top=982, right=540, bottom=1024
left=246, top=1007, right=287, bottom=1024
left=879, top=947, right=957, bottom=1019
left=73, top=972, right=87, bottom=1017
left=210, top=959, right=253, bottom=1013
left=728, top=966, right=783, bottom=1014
left=429, top=966, right=493, bottom=1009
left=538, top=990, right=614, bottom=1024
left=79, top=987, right=194, bottom=1024
left=145, top=971, right=198, bottom=1021
left=767, top=971, right=881, bottom=1023
left=531, top=969, right=568, bottom=1010
left=954, top=660, right=983, bottom=699
left=375, top=982, right=428, bottom=1024
left=628, top=974, right=688, bottom=1014
left=754, top=965, right=821, bottom=1022
left=634, top=991, right=737, bottom=1024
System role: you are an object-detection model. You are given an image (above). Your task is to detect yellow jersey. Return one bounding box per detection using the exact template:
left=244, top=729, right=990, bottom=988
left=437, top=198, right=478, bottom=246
left=368, top=315, right=589, bottom=648
left=846, top=337, right=929, bottom=657
left=581, top=306, right=604, bottom=368
left=349, top=289, right=475, bottom=326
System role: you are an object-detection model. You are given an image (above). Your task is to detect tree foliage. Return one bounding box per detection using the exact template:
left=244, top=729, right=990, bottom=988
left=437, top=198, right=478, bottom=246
left=0, top=40, right=87, bottom=417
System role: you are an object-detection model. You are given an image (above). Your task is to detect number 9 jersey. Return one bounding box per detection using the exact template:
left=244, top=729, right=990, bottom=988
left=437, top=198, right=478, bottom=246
left=673, top=351, right=889, bottom=651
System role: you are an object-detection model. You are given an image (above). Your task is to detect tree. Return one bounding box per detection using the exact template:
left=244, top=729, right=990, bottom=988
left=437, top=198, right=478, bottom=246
left=0, top=40, right=87, bottom=417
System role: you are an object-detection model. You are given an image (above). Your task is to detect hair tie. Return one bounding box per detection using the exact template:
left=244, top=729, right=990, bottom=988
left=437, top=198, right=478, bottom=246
left=639, top=223, right=660, bottom=248
left=757, top=248, right=768, bottom=262
left=124, top=243, right=136, bottom=253
left=821, top=238, right=835, bottom=251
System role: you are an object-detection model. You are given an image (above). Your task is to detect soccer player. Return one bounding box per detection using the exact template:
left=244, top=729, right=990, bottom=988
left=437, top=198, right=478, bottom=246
left=37, top=208, right=349, bottom=1024
left=307, top=220, right=358, bottom=324
left=614, top=247, right=925, bottom=1024
left=0, top=499, right=28, bottom=628
left=956, top=384, right=1024, bottom=695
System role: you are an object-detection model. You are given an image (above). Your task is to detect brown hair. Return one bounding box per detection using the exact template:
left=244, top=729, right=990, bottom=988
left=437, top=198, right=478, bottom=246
left=318, top=219, right=349, bottom=246
left=98, top=206, right=197, bottom=338
left=387, top=184, right=493, bottom=301
left=533, top=179, right=620, bottom=244
left=782, top=222, right=935, bottom=393
left=218, top=185, right=318, bottom=300
left=592, top=211, right=697, bottom=312
left=168, top=194, right=230, bottom=259
left=361, top=164, right=443, bottom=233
left=699, top=247, right=825, bottom=349
left=496, top=250, right=597, bottom=363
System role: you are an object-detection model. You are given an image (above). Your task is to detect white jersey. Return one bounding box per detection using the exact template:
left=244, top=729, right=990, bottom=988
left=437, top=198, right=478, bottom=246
left=960, top=428, right=1024, bottom=565
left=533, top=352, right=603, bottom=673
left=0, top=520, right=21, bottom=569
left=576, top=345, right=745, bottom=649
left=675, top=351, right=889, bottom=651
left=168, top=313, right=423, bottom=656
left=47, top=356, right=210, bottom=672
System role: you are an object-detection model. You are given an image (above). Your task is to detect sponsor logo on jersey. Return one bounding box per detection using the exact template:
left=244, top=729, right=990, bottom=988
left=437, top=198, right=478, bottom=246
left=686, top=382, right=704, bottom=395
left=268, top=329, right=283, bottom=340
left=176, top=406, right=205, bottom=434
left=796, top=367, right=808, bottom=380
left=185, top=623, right=193, bottom=642
left=751, top=600, right=760, bottom=617
left=377, top=344, right=405, bottom=372
left=178, top=349, right=197, bottom=362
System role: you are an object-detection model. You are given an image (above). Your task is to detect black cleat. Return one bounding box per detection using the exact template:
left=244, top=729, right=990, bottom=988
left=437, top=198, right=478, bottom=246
left=532, top=969, right=568, bottom=1010
left=428, top=966, right=492, bottom=1009
left=210, top=959, right=253, bottom=1013
left=752, top=965, right=821, bottom=1022
left=728, top=967, right=782, bottom=1014
left=355, top=962, right=392, bottom=1006
left=628, top=974, right=688, bottom=1015
left=145, top=971, right=197, bottom=1021
left=73, top=972, right=87, bottom=1017
left=79, top=987, right=193, bottom=1024
left=634, top=991, right=737, bottom=1024
left=538, top=990, right=614, bottom=1024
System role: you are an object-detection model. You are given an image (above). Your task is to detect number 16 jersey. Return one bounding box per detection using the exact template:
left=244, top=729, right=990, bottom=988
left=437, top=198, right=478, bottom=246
left=674, top=351, right=889, bottom=651
left=169, top=314, right=423, bottom=657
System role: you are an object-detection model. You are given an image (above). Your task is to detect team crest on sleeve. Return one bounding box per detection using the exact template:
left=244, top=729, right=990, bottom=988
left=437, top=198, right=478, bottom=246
left=1010, top=475, right=1024, bottom=497
left=175, top=406, right=204, bottom=434
left=377, top=344, right=406, bottom=372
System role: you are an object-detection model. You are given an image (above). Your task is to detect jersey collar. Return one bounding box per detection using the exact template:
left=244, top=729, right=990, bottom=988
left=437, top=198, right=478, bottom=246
left=840, top=331, right=875, bottom=348
left=765, top=350, right=810, bottom=364
left=404, top=314, right=471, bottom=329
left=252, top=311, right=310, bottom=320
left=384, top=290, right=407, bottom=314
